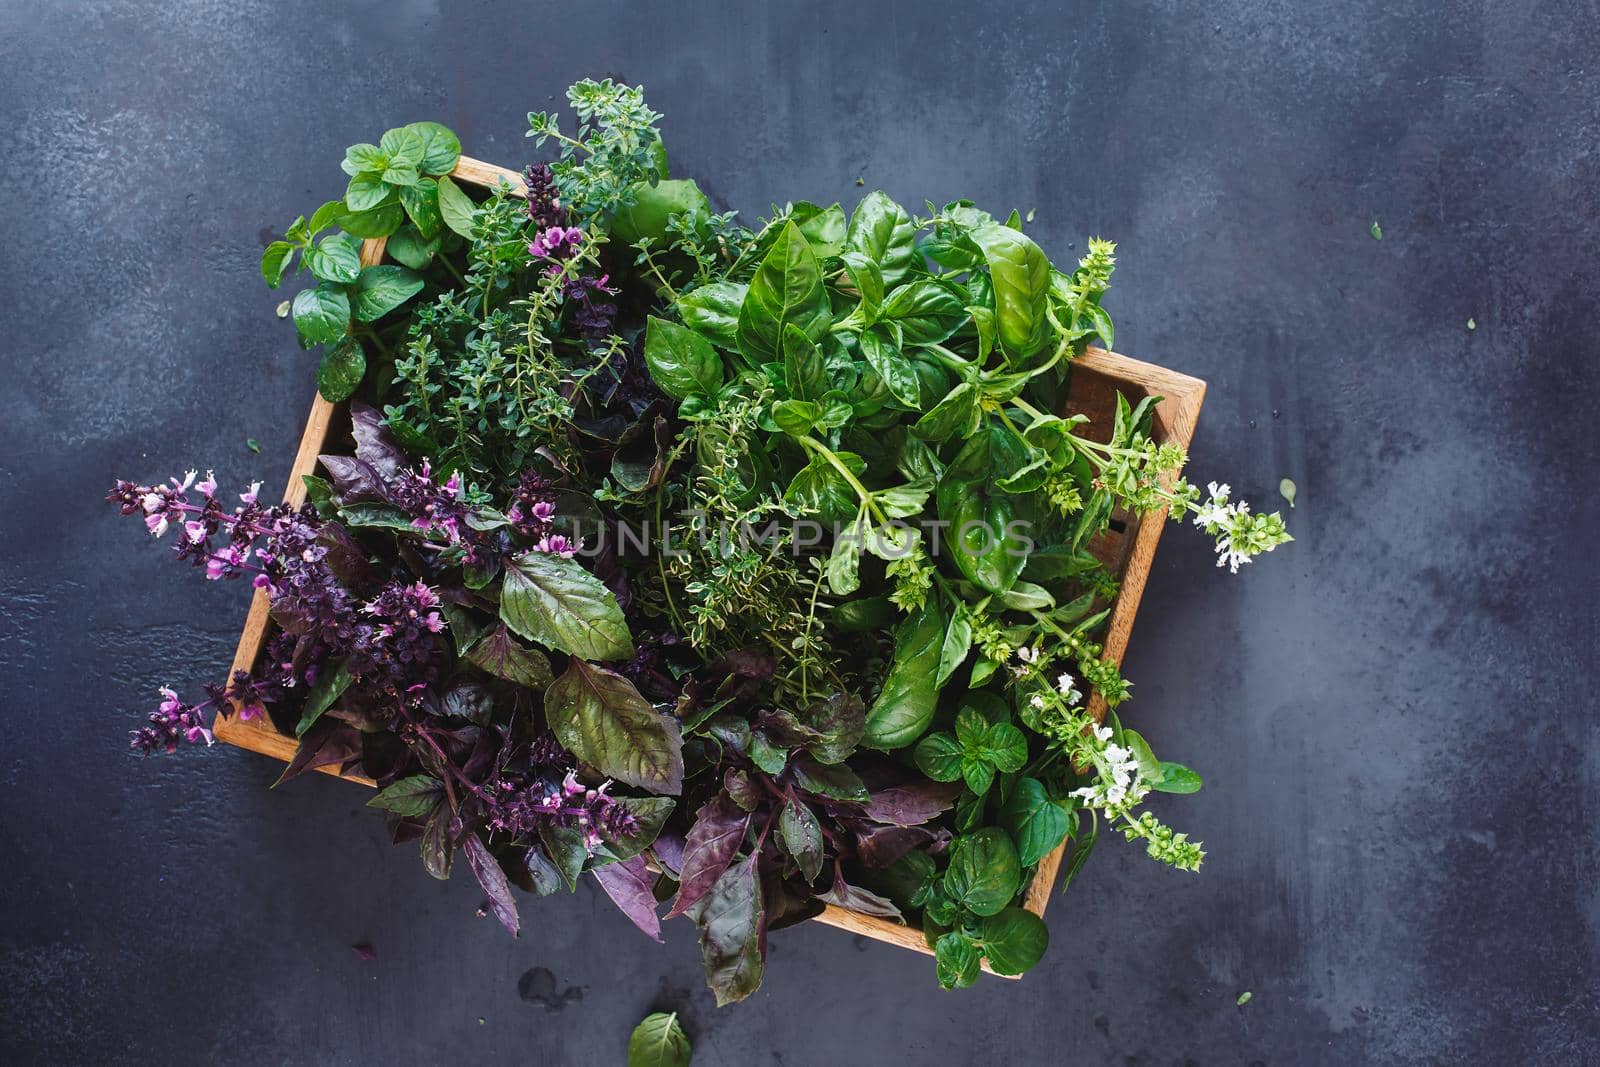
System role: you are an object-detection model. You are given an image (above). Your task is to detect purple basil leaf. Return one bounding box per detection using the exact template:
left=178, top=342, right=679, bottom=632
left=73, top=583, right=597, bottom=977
left=665, top=795, right=751, bottom=920
left=853, top=823, right=937, bottom=869
left=419, top=801, right=455, bottom=880
left=592, top=854, right=663, bottom=943
left=798, top=691, right=865, bottom=764
left=861, top=780, right=963, bottom=826
left=348, top=400, right=410, bottom=478
left=273, top=718, right=362, bottom=787
left=696, top=853, right=765, bottom=1006
left=463, top=624, right=554, bottom=690
left=314, top=520, right=378, bottom=589
left=649, top=832, right=686, bottom=879
left=317, top=454, right=389, bottom=504
left=462, top=833, right=520, bottom=937
left=817, top=869, right=905, bottom=923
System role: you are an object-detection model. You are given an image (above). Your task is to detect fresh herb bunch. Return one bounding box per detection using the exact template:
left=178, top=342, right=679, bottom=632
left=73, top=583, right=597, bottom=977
left=111, top=79, right=1290, bottom=1006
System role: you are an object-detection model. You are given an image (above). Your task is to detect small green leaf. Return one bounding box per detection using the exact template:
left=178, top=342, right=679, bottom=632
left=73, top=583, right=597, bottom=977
left=260, top=241, right=295, bottom=288
left=245, top=437, right=261, bottom=453
left=305, top=232, right=363, bottom=284
left=384, top=224, right=440, bottom=270
left=345, top=174, right=394, bottom=213
left=1370, top=219, right=1383, bottom=240
left=644, top=315, right=723, bottom=399
left=1153, top=762, right=1203, bottom=794
left=398, top=178, right=442, bottom=240
left=1279, top=477, right=1297, bottom=508
left=627, top=1011, right=692, bottom=1067
left=405, top=121, right=462, bottom=175
left=436, top=174, right=476, bottom=238
left=367, top=775, right=443, bottom=817
left=337, top=201, right=405, bottom=239
left=316, top=336, right=366, bottom=402
left=1466, top=317, right=1476, bottom=331
left=979, top=907, right=1048, bottom=976
left=1237, top=991, right=1253, bottom=1006
left=308, top=199, right=344, bottom=235
left=912, top=731, right=964, bottom=782
left=935, top=931, right=982, bottom=989
left=295, top=659, right=351, bottom=737
left=378, top=125, right=426, bottom=171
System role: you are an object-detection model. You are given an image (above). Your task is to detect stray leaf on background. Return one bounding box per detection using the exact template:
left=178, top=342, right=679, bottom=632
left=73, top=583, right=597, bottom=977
left=1369, top=220, right=1382, bottom=240
left=1279, top=478, right=1297, bottom=508
left=1467, top=317, right=1476, bottom=330
left=628, top=1010, right=692, bottom=1067
left=855, top=176, right=864, bottom=186
left=1237, top=991, right=1253, bottom=1006
left=275, top=300, right=291, bottom=318
left=1025, top=208, right=1036, bottom=223
left=246, top=437, right=261, bottom=453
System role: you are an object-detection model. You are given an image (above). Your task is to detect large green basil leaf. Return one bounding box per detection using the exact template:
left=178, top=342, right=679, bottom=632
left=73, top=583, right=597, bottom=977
left=782, top=323, right=829, bottom=401
left=697, top=853, right=765, bottom=1006
left=783, top=451, right=864, bottom=525
left=291, top=284, right=351, bottom=345
left=352, top=265, right=424, bottom=322
left=936, top=425, right=1036, bottom=593
left=999, top=777, right=1073, bottom=866
left=971, top=222, right=1051, bottom=358
left=610, top=178, right=711, bottom=248
left=544, top=658, right=683, bottom=794
left=935, top=931, right=982, bottom=990
left=980, top=907, right=1049, bottom=976
left=499, top=550, right=634, bottom=661
left=838, top=251, right=884, bottom=321
left=644, top=315, right=723, bottom=399
left=844, top=190, right=918, bottom=286
left=677, top=282, right=747, bottom=349
left=435, top=174, right=476, bottom=238
left=405, top=120, right=461, bottom=175
left=335, top=200, right=404, bottom=239
left=793, top=201, right=846, bottom=258
left=305, top=232, right=362, bottom=284
left=857, top=329, right=921, bottom=407
left=911, top=381, right=980, bottom=443
left=862, top=596, right=947, bottom=749
left=736, top=220, right=831, bottom=362
left=878, top=279, right=965, bottom=345
left=943, top=827, right=1021, bottom=916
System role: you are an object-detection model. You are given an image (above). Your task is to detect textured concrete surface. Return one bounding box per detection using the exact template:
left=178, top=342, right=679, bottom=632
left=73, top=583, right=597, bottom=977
left=3, top=1, right=1597, bottom=1063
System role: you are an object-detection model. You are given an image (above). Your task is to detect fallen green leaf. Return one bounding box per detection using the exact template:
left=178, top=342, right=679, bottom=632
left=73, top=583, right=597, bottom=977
left=246, top=437, right=261, bottom=454
left=1467, top=317, right=1476, bottom=331
left=1237, top=991, right=1253, bottom=1006
left=1369, top=220, right=1382, bottom=240
left=275, top=300, right=291, bottom=319
left=1279, top=478, right=1297, bottom=508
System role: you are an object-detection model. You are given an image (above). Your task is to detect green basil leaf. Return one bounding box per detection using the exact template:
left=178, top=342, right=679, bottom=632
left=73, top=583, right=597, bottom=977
left=962, top=759, right=996, bottom=796
left=316, top=336, right=366, bottom=402
left=999, top=777, right=1073, bottom=865
left=936, top=425, right=1036, bottom=593
left=291, top=285, right=351, bottom=345
left=500, top=550, right=634, bottom=661
left=294, top=659, right=351, bottom=737
left=1084, top=300, right=1114, bottom=348
left=879, top=279, right=965, bottom=346
left=793, top=201, right=846, bottom=258
left=935, top=931, right=982, bottom=990
left=862, top=595, right=947, bottom=749
left=644, top=315, right=723, bottom=399
left=911, top=381, right=980, bottom=443
left=610, top=178, right=711, bottom=247
left=783, top=451, right=864, bottom=525
left=384, top=224, right=440, bottom=270
left=261, top=241, right=295, bottom=288
left=777, top=798, right=824, bottom=882
left=937, top=609, right=973, bottom=687
left=352, top=264, right=425, bottom=323
left=405, top=120, right=462, bottom=175
left=677, top=282, right=746, bottom=349
left=367, top=775, right=443, bottom=818
left=378, top=125, right=426, bottom=171
left=826, top=511, right=865, bottom=595
left=344, top=174, right=395, bottom=213
left=772, top=398, right=823, bottom=437
left=335, top=201, right=404, bottom=239
left=983, top=722, right=1029, bottom=772
left=627, top=1011, right=692, bottom=1067
left=341, top=143, right=387, bottom=177
left=943, top=828, right=1021, bottom=916
left=838, top=250, right=884, bottom=321
left=1154, top=762, right=1204, bottom=794
left=305, top=232, right=363, bottom=284
left=436, top=174, right=477, bottom=238
left=464, top=623, right=554, bottom=690
left=781, top=323, right=828, bottom=401
left=544, top=658, right=683, bottom=793
left=398, top=178, right=442, bottom=240
left=912, top=731, right=964, bottom=782
left=979, top=907, right=1049, bottom=976
left=971, top=222, right=1052, bottom=359
left=736, top=220, right=831, bottom=363
left=844, top=190, right=917, bottom=286
left=858, top=329, right=921, bottom=407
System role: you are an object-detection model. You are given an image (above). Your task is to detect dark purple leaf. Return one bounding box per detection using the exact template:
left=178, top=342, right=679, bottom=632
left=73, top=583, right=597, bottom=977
left=419, top=801, right=454, bottom=880
left=350, top=943, right=376, bottom=961
left=273, top=717, right=362, bottom=786
left=777, top=798, right=824, bottom=883
left=789, top=757, right=868, bottom=803
left=696, top=853, right=765, bottom=1006
left=592, top=855, right=663, bottom=942
left=798, top=691, right=865, bottom=764
left=318, top=454, right=389, bottom=504
left=464, top=624, right=554, bottom=690
left=649, top=832, right=686, bottom=878
left=438, top=678, right=494, bottom=725
left=665, top=795, right=751, bottom=920
left=461, top=833, right=520, bottom=937
left=723, top=768, right=763, bottom=812
left=853, top=823, right=937, bottom=869
left=817, top=869, right=905, bottom=923
left=315, top=521, right=378, bottom=588
left=861, top=780, right=963, bottom=826
left=349, top=400, right=410, bottom=478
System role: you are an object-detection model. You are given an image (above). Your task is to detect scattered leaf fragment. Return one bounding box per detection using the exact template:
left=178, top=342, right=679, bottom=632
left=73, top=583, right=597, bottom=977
left=1278, top=478, right=1297, bottom=508
left=855, top=177, right=865, bottom=186
left=1369, top=220, right=1382, bottom=240
left=1025, top=208, right=1036, bottom=223
left=246, top=437, right=261, bottom=454
left=351, top=943, right=375, bottom=960
left=628, top=1010, right=692, bottom=1067
left=276, top=299, right=291, bottom=318
left=1467, top=317, right=1476, bottom=331
left=1237, top=990, right=1253, bottom=1006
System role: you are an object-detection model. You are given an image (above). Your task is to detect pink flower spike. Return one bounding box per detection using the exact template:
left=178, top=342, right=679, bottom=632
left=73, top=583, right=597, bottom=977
left=195, top=471, right=217, bottom=497
left=424, top=612, right=444, bottom=633
left=184, top=520, right=208, bottom=544
left=240, top=481, right=261, bottom=505
left=443, top=472, right=462, bottom=499
left=158, top=687, right=182, bottom=713
left=146, top=514, right=169, bottom=538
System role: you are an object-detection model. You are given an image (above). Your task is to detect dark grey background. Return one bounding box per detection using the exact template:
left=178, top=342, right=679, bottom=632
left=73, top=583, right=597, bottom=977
left=3, top=1, right=1596, bottom=1063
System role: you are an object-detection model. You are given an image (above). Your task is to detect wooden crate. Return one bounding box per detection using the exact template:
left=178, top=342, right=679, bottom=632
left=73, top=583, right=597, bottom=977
left=216, top=155, right=1206, bottom=974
